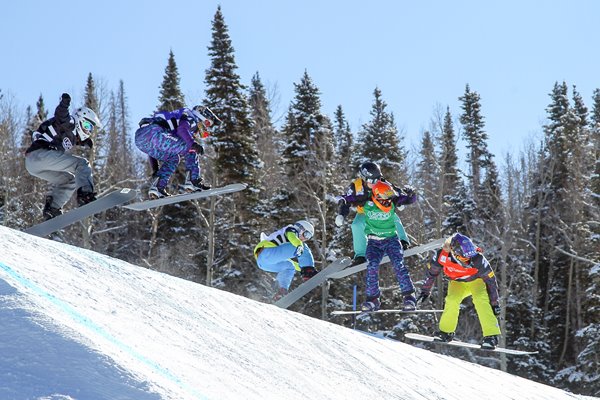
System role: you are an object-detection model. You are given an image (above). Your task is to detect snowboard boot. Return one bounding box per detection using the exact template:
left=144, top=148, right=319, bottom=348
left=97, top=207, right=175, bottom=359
left=42, top=196, right=62, bottom=221
left=272, top=287, right=288, bottom=302
left=179, top=171, right=211, bottom=192
left=402, top=294, right=417, bottom=311
left=148, top=177, right=171, bottom=199
left=481, top=335, right=499, bottom=350
left=351, top=256, right=367, bottom=266
left=361, top=295, right=381, bottom=312
left=433, top=331, right=455, bottom=343
left=76, top=188, right=97, bottom=207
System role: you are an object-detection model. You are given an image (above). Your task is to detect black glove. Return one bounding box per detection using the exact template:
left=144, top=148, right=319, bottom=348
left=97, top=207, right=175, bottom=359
left=82, top=138, right=93, bottom=149
left=416, top=291, right=430, bottom=305
left=400, top=240, right=410, bottom=250
left=61, top=93, right=71, bottom=104
left=191, top=142, right=204, bottom=155
left=402, top=185, right=415, bottom=197
left=492, top=304, right=501, bottom=316
left=300, top=266, right=318, bottom=281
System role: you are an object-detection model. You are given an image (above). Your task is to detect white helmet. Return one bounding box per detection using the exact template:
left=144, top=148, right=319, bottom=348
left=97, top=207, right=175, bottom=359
left=73, top=107, right=101, bottom=141
left=294, top=220, right=315, bottom=240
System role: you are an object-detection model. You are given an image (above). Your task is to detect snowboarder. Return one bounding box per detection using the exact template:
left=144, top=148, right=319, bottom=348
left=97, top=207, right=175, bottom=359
left=416, top=233, right=502, bottom=349
left=135, top=105, right=220, bottom=199
left=335, top=161, right=411, bottom=266
left=254, top=220, right=318, bottom=301
left=350, top=180, right=418, bottom=311
left=25, top=93, right=101, bottom=220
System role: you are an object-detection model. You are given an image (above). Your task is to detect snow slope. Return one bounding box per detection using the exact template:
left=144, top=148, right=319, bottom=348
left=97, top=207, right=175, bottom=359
left=0, top=225, right=595, bottom=400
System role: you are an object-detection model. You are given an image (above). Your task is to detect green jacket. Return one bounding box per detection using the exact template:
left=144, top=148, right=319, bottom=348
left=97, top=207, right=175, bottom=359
left=362, top=201, right=397, bottom=238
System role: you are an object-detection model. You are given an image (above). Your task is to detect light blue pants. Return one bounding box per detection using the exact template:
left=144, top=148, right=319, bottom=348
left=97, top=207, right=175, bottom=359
left=257, top=243, right=314, bottom=290
left=351, top=213, right=408, bottom=259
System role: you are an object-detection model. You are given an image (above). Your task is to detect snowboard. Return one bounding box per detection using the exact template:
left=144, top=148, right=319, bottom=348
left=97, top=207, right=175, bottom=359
left=275, top=257, right=352, bottom=309
left=123, top=183, right=247, bottom=211
left=327, top=237, right=446, bottom=280
left=404, top=333, right=538, bottom=356
left=331, top=309, right=443, bottom=316
left=25, top=188, right=138, bottom=238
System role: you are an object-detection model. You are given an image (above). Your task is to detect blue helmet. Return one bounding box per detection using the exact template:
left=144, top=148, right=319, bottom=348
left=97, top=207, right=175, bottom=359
left=450, top=233, right=478, bottom=259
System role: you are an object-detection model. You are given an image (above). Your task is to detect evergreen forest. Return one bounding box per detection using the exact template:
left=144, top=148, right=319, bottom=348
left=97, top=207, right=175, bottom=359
left=0, top=6, right=598, bottom=396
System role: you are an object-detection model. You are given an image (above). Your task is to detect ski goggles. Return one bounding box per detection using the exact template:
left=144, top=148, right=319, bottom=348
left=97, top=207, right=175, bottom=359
left=451, top=250, right=470, bottom=264
left=194, top=119, right=213, bottom=139
left=375, top=197, right=392, bottom=207
left=81, top=120, right=95, bottom=133
left=300, top=230, right=313, bottom=240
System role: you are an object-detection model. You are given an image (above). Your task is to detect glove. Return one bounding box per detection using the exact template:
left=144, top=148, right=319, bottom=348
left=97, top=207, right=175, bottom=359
left=293, top=245, right=304, bottom=257
left=82, top=138, right=93, bottom=149
left=61, top=93, right=71, bottom=104
left=402, top=185, right=415, bottom=197
left=492, top=304, right=501, bottom=316
left=191, top=142, right=204, bottom=155
left=416, top=292, right=430, bottom=305
left=335, top=215, right=344, bottom=227
left=400, top=240, right=410, bottom=250
left=300, top=266, right=318, bottom=281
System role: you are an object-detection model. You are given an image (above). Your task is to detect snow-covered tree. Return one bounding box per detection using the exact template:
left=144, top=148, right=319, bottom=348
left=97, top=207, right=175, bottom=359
left=357, top=87, right=406, bottom=184
left=157, top=50, right=185, bottom=111
left=332, top=105, right=354, bottom=180
left=203, top=6, right=263, bottom=293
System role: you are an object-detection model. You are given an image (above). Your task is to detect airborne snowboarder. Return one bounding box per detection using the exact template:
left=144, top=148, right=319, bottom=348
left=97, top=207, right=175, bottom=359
left=25, top=93, right=101, bottom=221
left=416, top=233, right=502, bottom=350
left=335, top=161, right=411, bottom=266
left=339, top=180, right=418, bottom=312
left=254, top=220, right=318, bottom=301
left=134, top=105, right=221, bottom=199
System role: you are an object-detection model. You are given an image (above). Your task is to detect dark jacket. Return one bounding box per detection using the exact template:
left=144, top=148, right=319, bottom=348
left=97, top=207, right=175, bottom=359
left=337, top=178, right=416, bottom=216
left=26, top=94, right=90, bottom=154
left=422, top=248, right=500, bottom=305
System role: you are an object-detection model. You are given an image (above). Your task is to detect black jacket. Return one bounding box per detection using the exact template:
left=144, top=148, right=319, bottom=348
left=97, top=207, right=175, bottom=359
left=26, top=94, right=91, bottom=153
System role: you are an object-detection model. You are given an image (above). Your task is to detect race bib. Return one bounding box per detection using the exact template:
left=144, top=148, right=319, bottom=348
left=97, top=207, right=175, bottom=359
left=62, top=137, right=73, bottom=150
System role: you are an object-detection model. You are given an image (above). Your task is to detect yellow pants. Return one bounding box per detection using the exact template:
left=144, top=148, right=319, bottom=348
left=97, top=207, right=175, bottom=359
left=439, top=279, right=501, bottom=337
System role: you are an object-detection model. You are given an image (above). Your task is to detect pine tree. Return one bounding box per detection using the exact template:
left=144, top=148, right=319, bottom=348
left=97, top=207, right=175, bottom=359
left=552, top=86, right=600, bottom=393
left=439, top=107, right=468, bottom=234
left=332, top=105, right=354, bottom=180
left=279, top=70, right=338, bottom=317
left=458, top=84, right=495, bottom=236
left=82, top=73, right=104, bottom=181
left=458, top=84, right=489, bottom=204
left=103, top=80, right=136, bottom=186
left=248, top=71, right=286, bottom=229
left=18, top=95, right=48, bottom=227
left=203, top=6, right=263, bottom=293
left=205, top=7, right=260, bottom=187
left=281, top=71, right=337, bottom=255
left=591, top=89, right=600, bottom=210
left=158, top=50, right=185, bottom=111
left=357, top=87, right=406, bottom=183
left=524, top=81, right=591, bottom=384
left=415, top=130, right=439, bottom=239
left=249, top=72, right=280, bottom=181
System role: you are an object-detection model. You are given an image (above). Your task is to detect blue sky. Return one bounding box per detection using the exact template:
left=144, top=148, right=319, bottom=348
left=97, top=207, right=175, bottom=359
left=2, top=0, right=599, bottom=158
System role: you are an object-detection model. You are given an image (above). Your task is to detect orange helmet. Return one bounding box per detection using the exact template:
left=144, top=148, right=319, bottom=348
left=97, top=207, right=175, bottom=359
left=371, top=181, right=397, bottom=212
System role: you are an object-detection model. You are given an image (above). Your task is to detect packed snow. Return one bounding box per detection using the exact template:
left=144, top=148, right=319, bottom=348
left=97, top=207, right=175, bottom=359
left=0, top=225, right=595, bottom=400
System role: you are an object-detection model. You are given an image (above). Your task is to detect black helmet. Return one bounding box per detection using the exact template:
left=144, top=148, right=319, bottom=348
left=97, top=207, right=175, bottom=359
left=358, top=162, right=382, bottom=183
